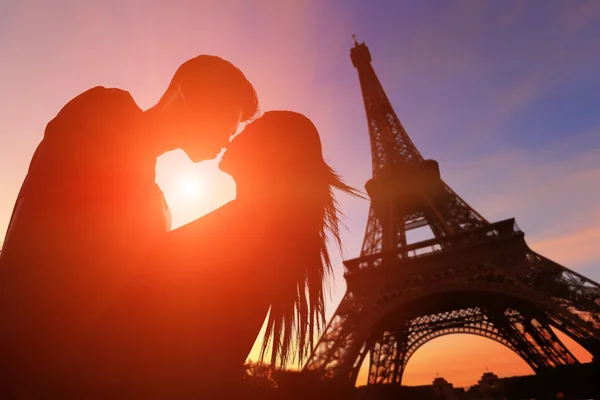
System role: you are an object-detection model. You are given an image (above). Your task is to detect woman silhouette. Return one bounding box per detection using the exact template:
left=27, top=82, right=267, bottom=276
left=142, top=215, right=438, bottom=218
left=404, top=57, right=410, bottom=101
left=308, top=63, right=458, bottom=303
left=127, top=110, right=359, bottom=397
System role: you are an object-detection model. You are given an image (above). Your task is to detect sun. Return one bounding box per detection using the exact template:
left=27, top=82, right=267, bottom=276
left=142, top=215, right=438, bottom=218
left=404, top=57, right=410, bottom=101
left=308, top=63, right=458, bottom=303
left=178, top=176, right=202, bottom=200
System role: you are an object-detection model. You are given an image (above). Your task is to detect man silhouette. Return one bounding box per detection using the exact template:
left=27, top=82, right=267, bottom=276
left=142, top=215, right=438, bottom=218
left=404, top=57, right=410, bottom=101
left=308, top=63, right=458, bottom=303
left=0, top=55, right=258, bottom=398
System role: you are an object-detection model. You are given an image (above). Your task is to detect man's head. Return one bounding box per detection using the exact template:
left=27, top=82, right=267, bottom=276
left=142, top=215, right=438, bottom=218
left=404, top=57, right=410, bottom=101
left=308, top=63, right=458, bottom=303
left=155, top=55, right=258, bottom=162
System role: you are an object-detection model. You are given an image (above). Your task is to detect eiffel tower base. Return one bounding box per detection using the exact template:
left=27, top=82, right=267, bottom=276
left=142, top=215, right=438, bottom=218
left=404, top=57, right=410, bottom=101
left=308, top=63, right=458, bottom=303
left=304, top=219, right=600, bottom=386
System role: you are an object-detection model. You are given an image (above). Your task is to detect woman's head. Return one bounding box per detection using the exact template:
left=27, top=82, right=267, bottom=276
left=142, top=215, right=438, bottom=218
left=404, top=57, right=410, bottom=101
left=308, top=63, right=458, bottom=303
left=220, top=111, right=325, bottom=194
left=220, top=111, right=360, bottom=366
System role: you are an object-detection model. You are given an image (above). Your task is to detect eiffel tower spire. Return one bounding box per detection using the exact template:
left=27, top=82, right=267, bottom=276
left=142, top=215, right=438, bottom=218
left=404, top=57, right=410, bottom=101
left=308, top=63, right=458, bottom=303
left=351, top=38, right=423, bottom=176
left=350, top=39, right=487, bottom=258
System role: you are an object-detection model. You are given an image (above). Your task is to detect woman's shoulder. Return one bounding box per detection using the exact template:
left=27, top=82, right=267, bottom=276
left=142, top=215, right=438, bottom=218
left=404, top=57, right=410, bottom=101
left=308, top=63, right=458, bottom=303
left=165, top=199, right=273, bottom=257
left=167, top=201, right=236, bottom=251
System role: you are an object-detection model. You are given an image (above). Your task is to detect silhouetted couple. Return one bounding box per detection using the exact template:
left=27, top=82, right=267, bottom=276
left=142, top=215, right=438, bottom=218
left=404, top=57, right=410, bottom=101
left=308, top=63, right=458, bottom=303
left=0, top=55, right=357, bottom=398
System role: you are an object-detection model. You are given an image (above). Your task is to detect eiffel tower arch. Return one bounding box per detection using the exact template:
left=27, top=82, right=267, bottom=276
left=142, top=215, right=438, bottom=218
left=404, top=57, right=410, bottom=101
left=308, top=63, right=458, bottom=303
left=303, top=38, right=600, bottom=386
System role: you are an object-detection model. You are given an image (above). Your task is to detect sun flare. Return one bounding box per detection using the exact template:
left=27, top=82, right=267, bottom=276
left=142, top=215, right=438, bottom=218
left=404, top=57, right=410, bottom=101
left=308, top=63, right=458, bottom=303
left=178, top=176, right=202, bottom=200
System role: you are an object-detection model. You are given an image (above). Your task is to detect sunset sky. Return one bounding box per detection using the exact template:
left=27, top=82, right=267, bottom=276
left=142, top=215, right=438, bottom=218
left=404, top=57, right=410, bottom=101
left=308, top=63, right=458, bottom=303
left=1, top=0, right=600, bottom=388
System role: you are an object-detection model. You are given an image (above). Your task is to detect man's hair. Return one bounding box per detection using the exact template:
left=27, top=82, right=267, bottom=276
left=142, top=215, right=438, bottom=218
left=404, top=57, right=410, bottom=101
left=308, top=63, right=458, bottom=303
left=158, top=55, right=258, bottom=122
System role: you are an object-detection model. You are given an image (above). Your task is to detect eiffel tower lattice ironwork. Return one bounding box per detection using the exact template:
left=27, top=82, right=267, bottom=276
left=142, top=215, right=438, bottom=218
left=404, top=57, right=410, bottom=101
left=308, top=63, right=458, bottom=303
left=302, top=38, right=600, bottom=386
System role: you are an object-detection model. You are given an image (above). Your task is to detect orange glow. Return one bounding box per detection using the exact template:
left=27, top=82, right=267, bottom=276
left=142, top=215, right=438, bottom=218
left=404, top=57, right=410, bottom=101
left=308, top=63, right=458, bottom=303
left=156, top=152, right=236, bottom=229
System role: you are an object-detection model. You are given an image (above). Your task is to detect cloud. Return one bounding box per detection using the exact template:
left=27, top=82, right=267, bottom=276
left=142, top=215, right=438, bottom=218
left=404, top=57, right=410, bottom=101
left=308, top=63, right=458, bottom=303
left=369, top=1, right=600, bottom=163
left=444, top=134, right=600, bottom=275
left=562, top=1, right=600, bottom=31
left=529, top=225, right=600, bottom=272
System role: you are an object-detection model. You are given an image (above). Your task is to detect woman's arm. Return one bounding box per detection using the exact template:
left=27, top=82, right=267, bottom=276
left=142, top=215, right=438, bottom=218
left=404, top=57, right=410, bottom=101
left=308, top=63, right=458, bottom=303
left=133, top=199, right=274, bottom=389
left=162, top=200, right=270, bottom=276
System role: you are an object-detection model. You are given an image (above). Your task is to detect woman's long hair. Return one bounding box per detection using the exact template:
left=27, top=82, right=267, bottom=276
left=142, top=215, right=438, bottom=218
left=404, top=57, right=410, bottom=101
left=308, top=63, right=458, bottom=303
left=249, top=111, right=363, bottom=368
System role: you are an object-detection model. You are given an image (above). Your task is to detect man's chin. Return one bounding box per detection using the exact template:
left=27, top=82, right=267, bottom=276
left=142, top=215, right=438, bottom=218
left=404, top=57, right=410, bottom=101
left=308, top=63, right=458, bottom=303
left=184, top=149, right=218, bottom=163
left=218, top=159, right=230, bottom=173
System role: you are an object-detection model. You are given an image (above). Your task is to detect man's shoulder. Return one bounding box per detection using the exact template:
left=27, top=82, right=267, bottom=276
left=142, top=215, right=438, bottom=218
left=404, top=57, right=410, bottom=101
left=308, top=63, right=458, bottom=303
left=54, top=86, right=141, bottom=124
left=43, top=86, right=144, bottom=147
left=65, top=86, right=137, bottom=110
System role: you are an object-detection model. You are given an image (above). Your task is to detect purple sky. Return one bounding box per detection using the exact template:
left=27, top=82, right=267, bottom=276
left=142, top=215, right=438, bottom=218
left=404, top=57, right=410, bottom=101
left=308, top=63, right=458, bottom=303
left=1, top=0, right=599, bottom=387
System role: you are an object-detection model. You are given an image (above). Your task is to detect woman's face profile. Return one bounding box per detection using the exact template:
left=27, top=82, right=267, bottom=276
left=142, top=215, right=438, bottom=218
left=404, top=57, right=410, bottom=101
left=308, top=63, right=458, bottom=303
left=219, top=121, right=277, bottom=178
left=219, top=112, right=322, bottom=186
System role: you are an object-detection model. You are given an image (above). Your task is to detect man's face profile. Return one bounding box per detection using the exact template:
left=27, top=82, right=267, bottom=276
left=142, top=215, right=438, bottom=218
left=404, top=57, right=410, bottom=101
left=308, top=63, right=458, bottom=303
left=183, top=104, right=243, bottom=163
left=167, top=89, right=244, bottom=163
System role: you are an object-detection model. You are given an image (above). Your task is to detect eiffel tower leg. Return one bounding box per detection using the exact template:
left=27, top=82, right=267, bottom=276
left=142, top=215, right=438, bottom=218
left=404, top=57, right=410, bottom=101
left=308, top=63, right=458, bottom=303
left=546, top=314, right=600, bottom=359
left=367, top=327, right=408, bottom=385
left=516, top=250, right=600, bottom=359
left=390, top=328, right=406, bottom=384
left=525, top=318, right=578, bottom=366
left=487, top=310, right=547, bottom=371
left=490, top=309, right=577, bottom=371
left=523, top=252, right=600, bottom=328
left=304, top=291, right=374, bottom=382
left=368, top=331, right=396, bottom=385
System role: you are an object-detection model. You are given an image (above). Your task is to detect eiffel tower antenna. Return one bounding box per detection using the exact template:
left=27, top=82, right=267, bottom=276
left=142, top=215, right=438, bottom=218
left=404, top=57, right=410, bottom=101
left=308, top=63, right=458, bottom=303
left=304, top=41, right=600, bottom=386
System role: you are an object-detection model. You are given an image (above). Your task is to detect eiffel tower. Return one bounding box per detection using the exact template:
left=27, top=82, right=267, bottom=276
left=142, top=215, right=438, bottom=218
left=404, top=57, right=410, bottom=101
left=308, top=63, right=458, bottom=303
left=303, top=38, right=600, bottom=386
